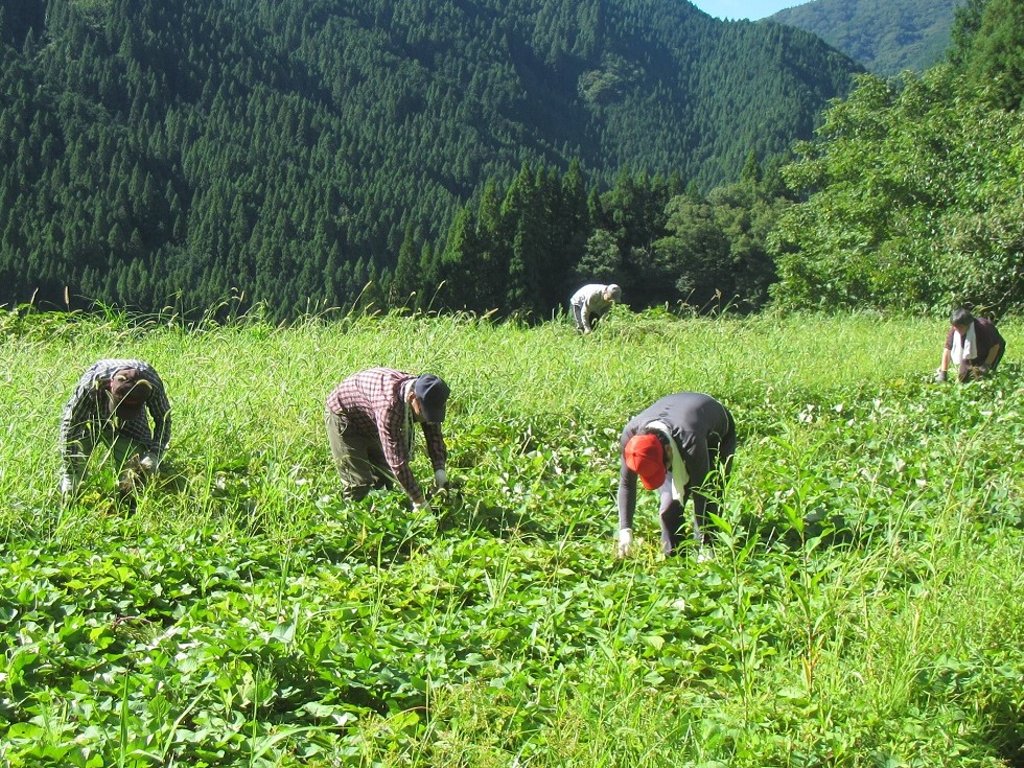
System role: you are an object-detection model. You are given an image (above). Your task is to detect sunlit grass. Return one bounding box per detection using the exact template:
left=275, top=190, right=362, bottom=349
left=1, top=306, right=1023, bottom=766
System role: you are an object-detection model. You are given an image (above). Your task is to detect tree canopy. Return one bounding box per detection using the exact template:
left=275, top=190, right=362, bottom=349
left=770, top=0, right=1024, bottom=315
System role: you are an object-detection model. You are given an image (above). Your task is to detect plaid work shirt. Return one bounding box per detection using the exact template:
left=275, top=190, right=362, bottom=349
left=59, top=359, right=172, bottom=476
left=325, top=368, right=447, bottom=501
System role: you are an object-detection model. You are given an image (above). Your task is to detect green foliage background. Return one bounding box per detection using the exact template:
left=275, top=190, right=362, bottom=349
left=769, top=0, right=1024, bottom=316
left=2, top=309, right=1024, bottom=766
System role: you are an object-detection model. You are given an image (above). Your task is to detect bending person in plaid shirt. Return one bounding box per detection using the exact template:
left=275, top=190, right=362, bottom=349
left=59, top=359, right=172, bottom=496
left=325, top=368, right=450, bottom=509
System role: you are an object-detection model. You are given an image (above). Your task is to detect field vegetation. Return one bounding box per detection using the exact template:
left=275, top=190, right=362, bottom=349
left=2, top=307, right=1023, bottom=767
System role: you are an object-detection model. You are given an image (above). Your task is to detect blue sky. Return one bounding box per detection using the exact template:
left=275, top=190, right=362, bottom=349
left=688, top=0, right=807, bottom=21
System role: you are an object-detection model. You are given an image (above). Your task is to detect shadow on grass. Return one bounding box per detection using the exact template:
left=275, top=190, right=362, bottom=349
left=983, top=690, right=1024, bottom=768
left=735, top=509, right=859, bottom=553
left=435, top=487, right=532, bottom=539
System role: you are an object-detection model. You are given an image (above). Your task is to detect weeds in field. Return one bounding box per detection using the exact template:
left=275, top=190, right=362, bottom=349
left=1, top=309, right=1023, bottom=766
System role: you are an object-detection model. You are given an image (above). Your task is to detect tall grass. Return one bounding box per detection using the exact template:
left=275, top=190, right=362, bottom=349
left=1, top=307, right=1022, bottom=767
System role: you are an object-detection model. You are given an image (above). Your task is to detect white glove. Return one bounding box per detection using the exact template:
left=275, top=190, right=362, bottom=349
left=413, top=500, right=432, bottom=513
left=138, top=453, right=160, bottom=474
left=59, top=474, right=76, bottom=496
left=616, top=528, right=633, bottom=558
left=434, top=468, right=448, bottom=488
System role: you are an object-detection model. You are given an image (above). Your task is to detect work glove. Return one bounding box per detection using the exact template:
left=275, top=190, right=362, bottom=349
left=59, top=473, right=77, bottom=497
left=434, top=468, right=448, bottom=489
left=616, top=528, right=633, bottom=558
left=412, top=499, right=432, bottom=514
left=934, top=368, right=948, bottom=383
left=138, top=452, right=160, bottom=474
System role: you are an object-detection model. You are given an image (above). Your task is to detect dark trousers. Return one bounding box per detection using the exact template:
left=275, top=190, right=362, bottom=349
left=324, top=407, right=393, bottom=500
left=658, top=421, right=737, bottom=555
left=571, top=303, right=601, bottom=332
left=958, top=344, right=1005, bottom=382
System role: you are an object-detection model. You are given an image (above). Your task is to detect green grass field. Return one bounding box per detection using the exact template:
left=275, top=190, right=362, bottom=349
left=2, top=307, right=1023, bottom=767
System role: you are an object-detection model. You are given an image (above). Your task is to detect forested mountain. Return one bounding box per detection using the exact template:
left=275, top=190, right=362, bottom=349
left=0, top=0, right=859, bottom=316
left=769, top=0, right=964, bottom=75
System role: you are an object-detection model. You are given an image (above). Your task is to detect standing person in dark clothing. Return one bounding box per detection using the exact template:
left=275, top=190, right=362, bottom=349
left=325, top=368, right=450, bottom=510
left=616, top=392, right=735, bottom=559
left=59, top=359, right=172, bottom=497
left=935, top=307, right=1006, bottom=383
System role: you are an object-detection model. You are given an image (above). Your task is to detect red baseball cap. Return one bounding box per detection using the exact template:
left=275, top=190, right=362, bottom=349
left=624, top=433, right=667, bottom=490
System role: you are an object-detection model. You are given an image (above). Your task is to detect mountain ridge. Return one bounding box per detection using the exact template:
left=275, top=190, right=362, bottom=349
left=0, top=0, right=861, bottom=314
left=768, top=0, right=964, bottom=75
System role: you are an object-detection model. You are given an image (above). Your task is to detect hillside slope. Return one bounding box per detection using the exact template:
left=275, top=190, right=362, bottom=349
left=769, top=0, right=964, bottom=75
left=0, top=0, right=860, bottom=314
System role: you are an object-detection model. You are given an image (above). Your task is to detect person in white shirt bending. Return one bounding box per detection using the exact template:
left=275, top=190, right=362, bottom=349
left=569, top=283, right=621, bottom=333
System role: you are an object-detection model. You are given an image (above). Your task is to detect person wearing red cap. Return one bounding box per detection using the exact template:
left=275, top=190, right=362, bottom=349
left=59, top=359, right=172, bottom=497
left=617, top=392, right=735, bottom=558
left=325, top=368, right=450, bottom=509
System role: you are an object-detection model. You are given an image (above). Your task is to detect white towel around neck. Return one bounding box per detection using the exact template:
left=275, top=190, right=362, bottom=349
left=951, top=322, right=977, bottom=365
left=401, top=380, right=416, bottom=457
left=645, top=420, right=689, bottom=501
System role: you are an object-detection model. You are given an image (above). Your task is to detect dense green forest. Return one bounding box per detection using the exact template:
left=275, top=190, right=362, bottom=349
left=769, top=0, right=964, bottom=75
left=0, top=0, right=859, bottom=317
left=412, top=0, right=1024, bottom=319
left=2, top=0, right=1021, bottom=320
left=770, top=0, right=1024, bottom=315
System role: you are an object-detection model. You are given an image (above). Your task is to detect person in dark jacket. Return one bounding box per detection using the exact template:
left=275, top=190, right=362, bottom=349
left=617, top=392, right=735, bottom=558
left=935, top=307, right=1006, bottom=383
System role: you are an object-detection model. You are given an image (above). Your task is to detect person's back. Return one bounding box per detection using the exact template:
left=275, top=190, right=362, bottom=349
left=569, top=283, right=621, bottom=333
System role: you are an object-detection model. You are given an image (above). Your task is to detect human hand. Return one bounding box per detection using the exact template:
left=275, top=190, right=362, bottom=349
left=934, top=368, right=948, bottom=383
left=434, top=468, right=448, bottom=489
left=139, top=452, right=160, bottom=474
left=412, top=499, right=432, bottom=514
left=964, top=365, right=985, bottom=381
left=616, top=528, right=633, bottom=558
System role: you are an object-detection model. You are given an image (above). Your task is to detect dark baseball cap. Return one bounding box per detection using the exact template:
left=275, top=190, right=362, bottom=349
left=413, top=374, right=450, bottom=423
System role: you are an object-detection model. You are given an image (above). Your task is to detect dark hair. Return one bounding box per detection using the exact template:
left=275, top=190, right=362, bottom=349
left=950, top=307, right=973, bottom=327
left=641, top=427, right=671, bottom=456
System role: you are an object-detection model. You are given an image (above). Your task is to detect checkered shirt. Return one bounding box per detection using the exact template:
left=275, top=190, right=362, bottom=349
left=325, top=368, right=447, bottom=501
left=59, top=359, right=171, bottom=476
